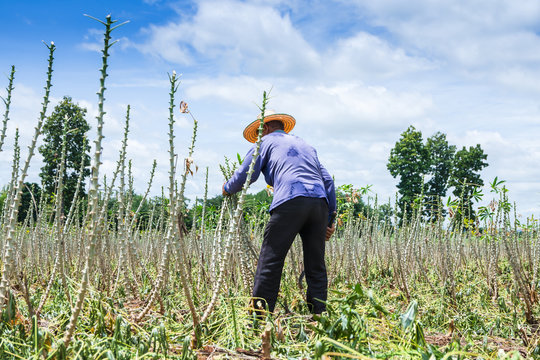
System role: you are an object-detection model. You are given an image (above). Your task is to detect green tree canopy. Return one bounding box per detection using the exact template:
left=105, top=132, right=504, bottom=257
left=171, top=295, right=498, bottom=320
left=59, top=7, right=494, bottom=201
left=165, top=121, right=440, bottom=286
left=425, top=132, right=456, bottom=221
left=19, top=182, right=41, bottom=223
left=38, top=96, right=90, bottom=212
left=449, top=144, right=488, bottom=227
left=387, top=126, right=429, bottom=222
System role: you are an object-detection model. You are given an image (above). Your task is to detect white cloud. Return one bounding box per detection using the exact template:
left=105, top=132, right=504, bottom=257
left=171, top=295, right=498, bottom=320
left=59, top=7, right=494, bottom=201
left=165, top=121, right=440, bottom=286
left=135, top=0, right=321, bottom=75
left=133, top=0, right=433, bottom=84
left=79, top=42, right=102, bottom=53
left=353, top=0, right=540, bottom=79
left=447, top=130, right=540, bottom=214
left=327, top=32, right=431, bottom=80
left=79, top=28, right=104, bottom=53
left=496, top=67, right=540, bottom=93
left=261, top=82, right=433, bottom=140
left=184, top=76, right=273, bottom=107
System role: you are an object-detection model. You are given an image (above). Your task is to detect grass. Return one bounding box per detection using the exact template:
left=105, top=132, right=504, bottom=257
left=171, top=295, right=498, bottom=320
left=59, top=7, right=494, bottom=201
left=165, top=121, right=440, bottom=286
left=1, top=254, right=537, bottom=359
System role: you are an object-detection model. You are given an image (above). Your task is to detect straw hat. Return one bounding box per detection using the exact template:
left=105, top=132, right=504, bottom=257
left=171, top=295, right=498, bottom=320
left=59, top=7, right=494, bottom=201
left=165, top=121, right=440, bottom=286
left=242, top=110, right=296, bottom=143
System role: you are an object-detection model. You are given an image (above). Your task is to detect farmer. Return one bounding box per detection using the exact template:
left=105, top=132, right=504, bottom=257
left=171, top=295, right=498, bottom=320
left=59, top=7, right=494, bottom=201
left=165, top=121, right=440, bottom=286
left=222, top=111, right=336, bottom=314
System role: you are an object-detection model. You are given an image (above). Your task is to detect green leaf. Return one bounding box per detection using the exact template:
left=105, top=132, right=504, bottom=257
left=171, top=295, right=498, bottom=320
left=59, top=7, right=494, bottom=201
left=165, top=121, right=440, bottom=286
left=368, top=289, right=389, bottom=315
left=353, top=283, right=365, bottom=298
left=400, top=300, right=418, bottom=331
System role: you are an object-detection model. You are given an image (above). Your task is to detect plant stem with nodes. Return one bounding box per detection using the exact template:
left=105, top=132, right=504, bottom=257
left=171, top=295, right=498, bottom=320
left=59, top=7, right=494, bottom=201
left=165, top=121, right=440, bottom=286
left=62, top=137, right=88, bottom=233
left=200, top=167, right=209, bottom=239
left=121, top=159, right=157, bottom=295
left=209, top=195, right=230, bottom=281
left=201, top=91, right=268, bottom=323
left=172, top=116, right=200, bottom=347
left=195, top=167, right=209, bottom=289
left=0, top=43, right=55, bottom=309
left=63, top=15, right=127, bottom=348
left=2, top=129, right=19, bottom=235
left=60, top=138, right=87, bottom=275
left=112, top=105, right=131, bottom=295
left=36, top=116, right=71, bottom=316
left=0, top=65, right=15, bottom=152
left=137, top=71, right=180, bottom=322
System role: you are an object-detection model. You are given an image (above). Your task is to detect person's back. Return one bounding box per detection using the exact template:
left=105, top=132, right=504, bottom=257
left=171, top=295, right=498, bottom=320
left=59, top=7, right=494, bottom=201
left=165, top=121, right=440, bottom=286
left=258, top=131, right=330, bottom=212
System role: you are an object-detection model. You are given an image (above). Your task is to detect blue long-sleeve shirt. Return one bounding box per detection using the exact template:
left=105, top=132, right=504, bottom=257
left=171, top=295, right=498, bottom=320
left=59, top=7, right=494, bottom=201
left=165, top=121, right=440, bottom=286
left=224, top=130, right=336, bottom=221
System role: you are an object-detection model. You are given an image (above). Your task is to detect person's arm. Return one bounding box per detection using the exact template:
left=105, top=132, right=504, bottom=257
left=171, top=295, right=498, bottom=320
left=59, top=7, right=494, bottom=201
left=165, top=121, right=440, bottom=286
left=320, top=164, right=336, bottom=219
left=326, top=224, right=336, bottom=241
left=223, top=147, right=263, bottom=195
left=320, top=164, right=336, bottom=240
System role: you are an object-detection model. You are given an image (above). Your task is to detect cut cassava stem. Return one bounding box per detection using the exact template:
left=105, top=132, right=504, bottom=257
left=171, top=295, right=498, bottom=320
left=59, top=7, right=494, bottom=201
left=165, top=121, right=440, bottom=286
left=136, top=71, right=180, bottom=322
left=0, top=65, right=15, bottom=152
left=36, top=115, right=70, bottom=316
left=112, top=105, right=131, bottom=295
left=0, top=42, right=55, bottom=309
left=201, top=90, right=268, bottom=324
left=63, top=15, right=126, bottom=348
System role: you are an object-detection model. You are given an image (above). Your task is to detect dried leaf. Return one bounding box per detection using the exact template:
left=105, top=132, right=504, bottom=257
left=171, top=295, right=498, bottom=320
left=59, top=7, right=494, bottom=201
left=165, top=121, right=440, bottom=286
left=179, top=101, right=189, bottom=113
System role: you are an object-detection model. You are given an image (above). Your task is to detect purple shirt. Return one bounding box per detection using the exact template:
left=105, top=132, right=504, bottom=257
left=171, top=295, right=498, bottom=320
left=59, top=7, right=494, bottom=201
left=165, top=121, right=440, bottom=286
left=224, top=130, right=336, bottom=220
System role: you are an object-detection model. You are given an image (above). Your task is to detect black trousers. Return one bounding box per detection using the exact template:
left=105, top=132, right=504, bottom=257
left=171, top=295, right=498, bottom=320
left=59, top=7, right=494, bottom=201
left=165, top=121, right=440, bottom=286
left=252, top=196, right=328, bottom=314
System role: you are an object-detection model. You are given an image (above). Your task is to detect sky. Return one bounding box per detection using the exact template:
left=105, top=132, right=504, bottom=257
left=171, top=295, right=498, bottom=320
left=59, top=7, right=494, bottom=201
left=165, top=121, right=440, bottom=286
left=1, top=0, right=539, bottom=218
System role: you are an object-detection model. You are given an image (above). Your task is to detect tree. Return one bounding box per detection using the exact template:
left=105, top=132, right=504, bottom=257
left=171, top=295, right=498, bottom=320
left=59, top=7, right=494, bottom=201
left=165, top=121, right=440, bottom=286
left=38, top=96, right=90, bottom=212
left=425, top=132, right=456, bottom=221
left=18, top=182, right=41, bottom=223
left=448, top=144, right=488, bottom=227
left=387, top=126, right=429, bottom=222
left=0, top=183, right=41, bottom=223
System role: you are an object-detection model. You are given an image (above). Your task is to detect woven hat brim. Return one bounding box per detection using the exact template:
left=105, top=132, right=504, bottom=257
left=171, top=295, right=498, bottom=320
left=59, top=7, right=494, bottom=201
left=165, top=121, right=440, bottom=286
left=242, top=113, right=296, bottom=143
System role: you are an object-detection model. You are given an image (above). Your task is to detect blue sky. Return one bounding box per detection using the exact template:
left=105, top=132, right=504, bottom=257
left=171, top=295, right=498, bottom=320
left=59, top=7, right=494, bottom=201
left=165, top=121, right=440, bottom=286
left=1, top=0, right=540, bottom=217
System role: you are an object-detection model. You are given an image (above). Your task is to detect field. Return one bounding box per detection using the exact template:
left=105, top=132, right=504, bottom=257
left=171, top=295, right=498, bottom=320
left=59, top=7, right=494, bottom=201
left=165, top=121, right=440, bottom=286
left=1, top=15, right=539, bottom=360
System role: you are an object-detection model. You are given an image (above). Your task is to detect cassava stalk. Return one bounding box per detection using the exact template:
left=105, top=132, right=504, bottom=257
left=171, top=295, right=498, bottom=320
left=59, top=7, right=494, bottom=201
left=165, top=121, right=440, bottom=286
left=36, top=115, right=70, bottom=316
left=2, top=129, right=19, bottom=235
left=201, top=91, right=268, bottom=323
left=171, top=117, right=200, bottom=346
left=0, top=42, right=55, bottom=308
left=0, top=65, right=15, bottom=152
left=112, top=105, right=130, bottom=295
left=200, top=167, right=209, bottom=239
left=62, top=137, right=88, bottom=233
left=63, top=15, right=127, bottom=348
left=136, top=71, right=179, bottom=322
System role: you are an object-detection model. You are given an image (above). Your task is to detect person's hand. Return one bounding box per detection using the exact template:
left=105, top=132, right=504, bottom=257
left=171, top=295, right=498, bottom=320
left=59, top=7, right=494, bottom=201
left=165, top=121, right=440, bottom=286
left=325, top=223, right=336, bottom=241
left=222, top=183, right=230, bottom=196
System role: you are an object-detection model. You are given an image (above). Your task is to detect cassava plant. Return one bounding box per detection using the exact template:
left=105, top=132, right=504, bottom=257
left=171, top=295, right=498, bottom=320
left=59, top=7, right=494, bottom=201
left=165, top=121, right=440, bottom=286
left=201, top=90, right=268, bottom=323
left=0, top=65, right=15, bottom=152
left=0, top=42, right=55, bottom=310
left=63, top=14, right=127, bottom=348
left=136, top=71, right=180, bottom=323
